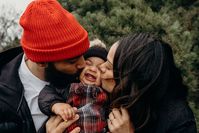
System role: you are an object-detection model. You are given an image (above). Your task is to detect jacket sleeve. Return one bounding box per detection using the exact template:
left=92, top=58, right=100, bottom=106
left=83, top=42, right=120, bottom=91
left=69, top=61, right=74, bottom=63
left=0, top=103, right=22, bottom=133
left=38, top=84, right=70, bottom=116
left=169, top=120, right=197, bottom=133
left=0, top=122, right=21, bottom=133
left=0, top=90, right=22, bottom=133
left=166, top=101, right=197, bottom=133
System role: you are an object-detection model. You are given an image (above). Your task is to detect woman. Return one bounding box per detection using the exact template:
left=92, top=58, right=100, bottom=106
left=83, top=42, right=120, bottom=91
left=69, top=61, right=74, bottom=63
left=100, top=33, right=197, bottom=133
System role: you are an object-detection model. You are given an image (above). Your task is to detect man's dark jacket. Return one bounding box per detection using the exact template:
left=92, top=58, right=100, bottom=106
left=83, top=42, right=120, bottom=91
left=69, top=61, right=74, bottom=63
left=0, top=47, right=37, bottom=133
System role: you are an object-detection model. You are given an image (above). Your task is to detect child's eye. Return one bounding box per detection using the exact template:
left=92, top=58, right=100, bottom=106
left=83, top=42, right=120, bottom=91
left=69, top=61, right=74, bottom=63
left=86, top=60, right=92, bottom=66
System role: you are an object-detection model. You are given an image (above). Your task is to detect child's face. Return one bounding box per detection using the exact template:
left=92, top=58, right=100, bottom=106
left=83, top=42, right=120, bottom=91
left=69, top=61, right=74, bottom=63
left=80, top=57, right=105, bottom=86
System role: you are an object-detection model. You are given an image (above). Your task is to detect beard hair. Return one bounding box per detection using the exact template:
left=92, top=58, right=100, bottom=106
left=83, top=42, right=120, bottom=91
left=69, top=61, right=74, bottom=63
left=45, top=63, right=81, bottom=88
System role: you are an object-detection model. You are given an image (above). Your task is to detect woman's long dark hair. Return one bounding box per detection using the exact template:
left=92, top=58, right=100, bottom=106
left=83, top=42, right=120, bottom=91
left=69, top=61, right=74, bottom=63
left=110, top=33, right=188, bottom=131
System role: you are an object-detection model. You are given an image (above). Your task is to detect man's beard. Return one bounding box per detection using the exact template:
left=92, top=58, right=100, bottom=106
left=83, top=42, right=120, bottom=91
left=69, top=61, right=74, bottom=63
left=45, top=63, right=81, bottom=88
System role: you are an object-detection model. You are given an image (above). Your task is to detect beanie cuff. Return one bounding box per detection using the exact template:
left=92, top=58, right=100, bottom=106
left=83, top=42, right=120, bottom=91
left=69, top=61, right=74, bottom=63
left=22, top=35, right=89, bottom=62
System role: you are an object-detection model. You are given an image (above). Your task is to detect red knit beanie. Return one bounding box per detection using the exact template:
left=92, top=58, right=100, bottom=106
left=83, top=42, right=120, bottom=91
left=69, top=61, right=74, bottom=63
left=19, top=0, right=89, bottom=62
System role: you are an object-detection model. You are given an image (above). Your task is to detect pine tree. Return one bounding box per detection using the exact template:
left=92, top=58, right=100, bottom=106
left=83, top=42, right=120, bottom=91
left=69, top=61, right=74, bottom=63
left=59, top=0, right=199, bottom=129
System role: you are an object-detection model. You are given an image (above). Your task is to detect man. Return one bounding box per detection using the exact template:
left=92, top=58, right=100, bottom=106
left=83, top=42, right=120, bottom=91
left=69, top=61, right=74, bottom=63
left=0, top=0, right=89, bottom=132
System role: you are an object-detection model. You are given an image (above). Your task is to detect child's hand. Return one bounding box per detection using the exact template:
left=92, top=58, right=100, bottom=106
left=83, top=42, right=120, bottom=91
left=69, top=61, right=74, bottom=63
left=51, top=103, right=77, bottom=121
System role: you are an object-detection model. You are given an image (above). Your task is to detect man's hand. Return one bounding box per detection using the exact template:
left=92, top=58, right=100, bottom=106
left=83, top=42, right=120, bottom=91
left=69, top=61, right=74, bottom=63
left=46, top=115, right=80, bottom=133
left=52, top=103, right=77, bottom=121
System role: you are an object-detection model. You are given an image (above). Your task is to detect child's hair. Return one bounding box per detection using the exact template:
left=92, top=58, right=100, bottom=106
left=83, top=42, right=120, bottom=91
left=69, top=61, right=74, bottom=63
left=84, top=43, right=108, bottom=61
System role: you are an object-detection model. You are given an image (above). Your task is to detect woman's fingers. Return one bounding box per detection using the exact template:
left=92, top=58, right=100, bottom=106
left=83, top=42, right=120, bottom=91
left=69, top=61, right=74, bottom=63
left=107, top=108, right=135, bottom=133
left=112, top=108, right=123, bottom=122
left=109, top=108, right=123, bottom=125
left=120, top=107, right=130, bottom=121
left=108, top=109, right=122, bottom=132
left=107, top=119, right=114, bottom=132
left=108, top=118, right=121, bottom=133
left=109, top=112, right=115, bottom=121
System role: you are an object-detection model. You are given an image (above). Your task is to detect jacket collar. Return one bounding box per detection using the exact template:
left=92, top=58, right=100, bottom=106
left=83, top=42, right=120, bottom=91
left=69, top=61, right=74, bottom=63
left=0, top=47, right=24, bottom=111
left=0, top=46, right=23, bottom=68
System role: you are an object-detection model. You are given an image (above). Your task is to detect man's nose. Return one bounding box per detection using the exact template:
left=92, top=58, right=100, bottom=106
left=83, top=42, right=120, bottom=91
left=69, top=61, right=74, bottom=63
left=77, top=56, right=86, bottom=69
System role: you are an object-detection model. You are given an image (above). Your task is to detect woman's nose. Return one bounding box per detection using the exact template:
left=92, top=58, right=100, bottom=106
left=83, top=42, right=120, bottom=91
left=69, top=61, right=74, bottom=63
left=99, top=65, right=106, bottom=73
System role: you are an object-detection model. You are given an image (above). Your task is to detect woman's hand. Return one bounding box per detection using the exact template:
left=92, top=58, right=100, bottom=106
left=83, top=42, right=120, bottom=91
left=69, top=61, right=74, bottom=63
left=107, top=108, right=134, bottom=133
left=46, top=115, right=80, bottom=133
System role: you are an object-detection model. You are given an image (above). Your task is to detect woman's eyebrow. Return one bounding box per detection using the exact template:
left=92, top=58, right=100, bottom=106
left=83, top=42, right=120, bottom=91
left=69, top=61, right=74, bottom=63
left=107, top=59, right=113, bottom=66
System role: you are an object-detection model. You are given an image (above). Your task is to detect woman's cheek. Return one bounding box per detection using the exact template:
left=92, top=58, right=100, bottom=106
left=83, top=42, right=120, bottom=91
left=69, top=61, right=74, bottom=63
left=102, top=78, right=115, bottom=93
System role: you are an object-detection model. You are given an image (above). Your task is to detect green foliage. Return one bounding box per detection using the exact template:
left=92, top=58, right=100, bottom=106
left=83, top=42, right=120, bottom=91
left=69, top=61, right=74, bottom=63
left=59, top=0, right=199, bottom=130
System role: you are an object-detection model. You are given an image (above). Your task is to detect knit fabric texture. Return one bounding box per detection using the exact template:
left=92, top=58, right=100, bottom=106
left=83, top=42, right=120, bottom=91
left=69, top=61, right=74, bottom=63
left=66, top=83, right=108, bottom=133
left=20, top=0, right=89, bottom=62
left=84, top=46, right=108, bottom=61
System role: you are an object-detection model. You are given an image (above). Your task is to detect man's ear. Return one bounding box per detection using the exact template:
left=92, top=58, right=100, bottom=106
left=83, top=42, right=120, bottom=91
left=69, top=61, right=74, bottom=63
left=37, top=62, right=48, bottom=68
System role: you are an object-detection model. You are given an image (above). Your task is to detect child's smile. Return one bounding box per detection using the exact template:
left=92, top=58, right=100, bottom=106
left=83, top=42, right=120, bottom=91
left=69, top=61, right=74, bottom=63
left=80, top=57, right=105, bottom=86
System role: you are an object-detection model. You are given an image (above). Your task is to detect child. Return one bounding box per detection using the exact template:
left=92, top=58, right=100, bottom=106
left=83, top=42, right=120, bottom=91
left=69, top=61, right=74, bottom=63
left=39, top=45, right=108, bottom=133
